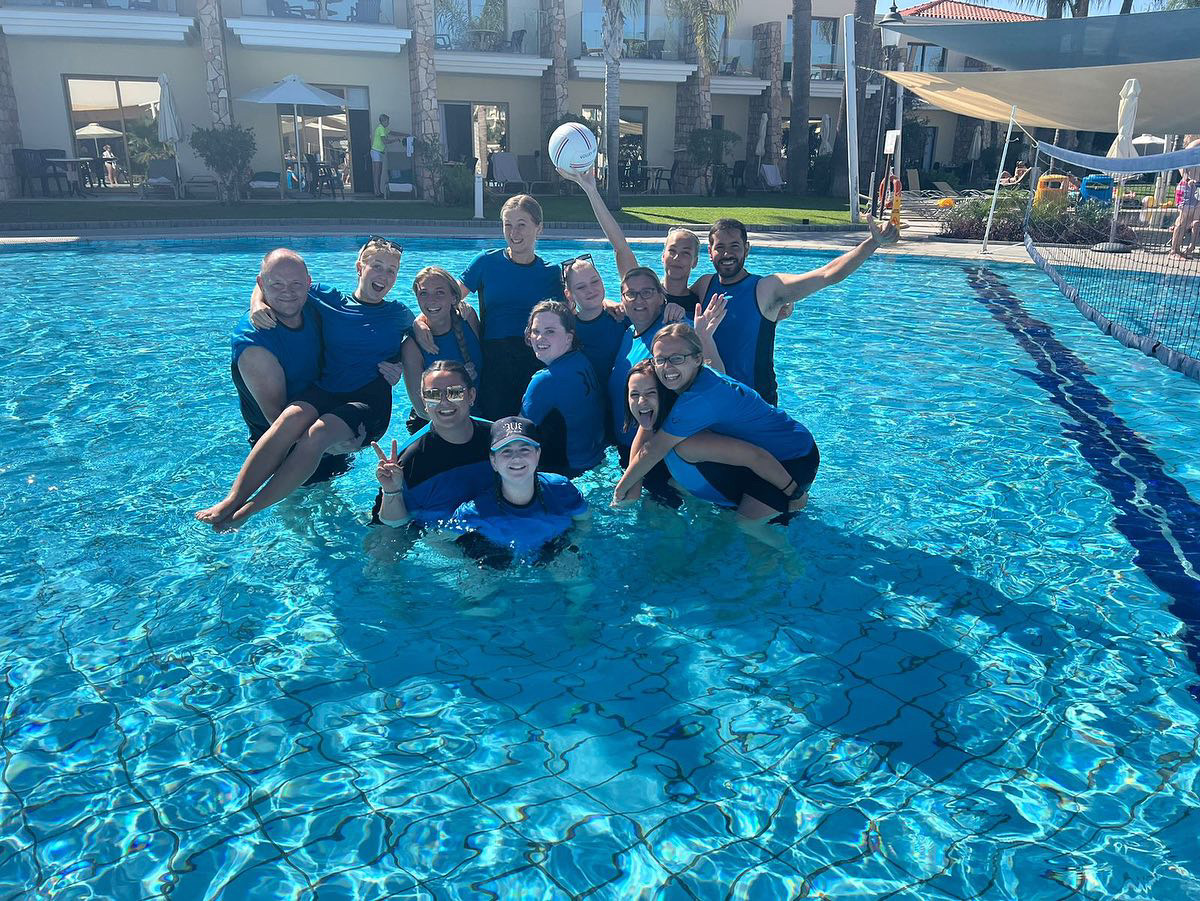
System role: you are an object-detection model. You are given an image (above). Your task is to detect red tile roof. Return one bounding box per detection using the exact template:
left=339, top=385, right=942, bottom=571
left=897, top=0, right=1041, bottom=22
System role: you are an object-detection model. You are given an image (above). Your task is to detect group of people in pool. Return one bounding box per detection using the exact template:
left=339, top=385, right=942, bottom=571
left=195, top=165, right=899, bottom=558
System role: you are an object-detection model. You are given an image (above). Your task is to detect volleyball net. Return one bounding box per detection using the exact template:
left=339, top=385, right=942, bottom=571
left=1023, top=141, right=1200, bottom=381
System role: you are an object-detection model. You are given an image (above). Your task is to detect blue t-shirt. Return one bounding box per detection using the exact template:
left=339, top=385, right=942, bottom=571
left=663, top=367, right=813, bottom=461
left=701, top=273, right=778, bottom=404
left=575, top=312, right=628, bottom=387
left=460, top=249, right=564, bottom=341
left=406, top=316, right=483, bottom=384
left=399, top=419, right=494, bottom=523
left=310, top=284, right=414, bottom=394
left=448, top=472, right=587, bottom=555
left=231, top=302, right=322, bottom=439
left=521, top=349, right=605, bottom=476
left=608, top=313, right=669, bottom=450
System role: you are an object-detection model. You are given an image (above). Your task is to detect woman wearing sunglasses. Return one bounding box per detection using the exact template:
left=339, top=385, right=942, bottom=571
left=372, top=361, right=494, bottom=528
left=614, top=324, right=819, bottom=521
left=197, top=237, right=413, bottom=530
left=398, top=266, right=482, bottom=434
left=520, top=301, right=605, bottom=477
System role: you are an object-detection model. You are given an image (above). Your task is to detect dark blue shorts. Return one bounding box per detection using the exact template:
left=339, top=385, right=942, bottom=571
left=295, top=375, right=393, bottom=446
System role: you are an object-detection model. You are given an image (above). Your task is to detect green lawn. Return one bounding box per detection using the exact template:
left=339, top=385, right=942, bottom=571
left=0, top=194, right=851, bottom=228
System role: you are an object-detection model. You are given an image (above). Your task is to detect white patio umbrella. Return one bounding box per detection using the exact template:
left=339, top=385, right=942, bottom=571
left=237, top=74, right=346, bottom=199
left=819, top=114, right=834, bottom=155
left=754, top=112, right=768, bottom=159
left=1104, top=78, right=1141, bottom=247
left=157, top=74, right=184, bottom=192
left=74, top=122, right=122, bottom=159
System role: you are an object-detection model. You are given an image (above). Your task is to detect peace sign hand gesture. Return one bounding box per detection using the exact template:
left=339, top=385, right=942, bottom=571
left=372, top=440, right=402, bottom=493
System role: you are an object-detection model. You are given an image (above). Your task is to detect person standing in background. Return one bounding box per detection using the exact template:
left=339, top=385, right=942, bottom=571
left=372, top=114, right=407, bottom=198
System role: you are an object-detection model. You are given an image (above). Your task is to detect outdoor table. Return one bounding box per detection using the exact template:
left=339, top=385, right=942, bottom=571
left=468, top=28, right=498, bottom=50
left=44, top=157, right=95, bottom=198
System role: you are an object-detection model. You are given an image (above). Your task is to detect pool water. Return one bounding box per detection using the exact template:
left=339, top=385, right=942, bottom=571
left=2, top=237, right=1199, bottom=899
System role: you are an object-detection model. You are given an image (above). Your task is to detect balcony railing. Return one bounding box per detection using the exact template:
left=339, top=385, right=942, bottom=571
left=579, top=11, right=685, bottom=60
left=717, top=38, right=754, bottom=76
left=434, top=8, right=542, bottom=54
left=2, top=0, right=177, bottom=10
left=240, top=0, right=392, bottom=25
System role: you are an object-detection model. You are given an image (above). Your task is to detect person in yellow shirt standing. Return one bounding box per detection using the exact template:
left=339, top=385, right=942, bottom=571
left=371, top=113, right=407, bottom=198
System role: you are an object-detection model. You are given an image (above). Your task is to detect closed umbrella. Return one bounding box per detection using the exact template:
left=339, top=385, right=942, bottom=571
left=1103, top=78, right=1140, bottom=248
left=237, top=75, right=346, bottom=199
left=819, top=114, right=834, bottom=155
left=967, top=124, right=982, bottom=182
left=754, top=112, right=768, bottom=159
left=157, top=74, right=184, bottom=193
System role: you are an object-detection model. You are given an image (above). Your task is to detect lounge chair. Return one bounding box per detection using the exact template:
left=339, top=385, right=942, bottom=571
left=386, top=168, right=415, bottom=197
left=932, top=180, right=989, bottom=198
left=247, top=171, right=282, bottom=197
left=490, top=152, right=528, bottom=192
left=141, top=158, right=179, bottom=198
left=184, top=174, right=219, bottom=199
left=760, top=163, right=785, bottom=192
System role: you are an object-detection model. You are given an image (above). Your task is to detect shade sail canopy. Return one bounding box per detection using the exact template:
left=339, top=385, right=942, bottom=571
left=882, top=8, right=1200, bottom=70
left=883, top=59, right=1200, bottom=133
left=237, top=74, right=345, bottom=108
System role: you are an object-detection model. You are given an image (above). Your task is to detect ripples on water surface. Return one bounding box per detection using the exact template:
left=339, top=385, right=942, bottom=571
left=2, top=238, right=1199, bottom=899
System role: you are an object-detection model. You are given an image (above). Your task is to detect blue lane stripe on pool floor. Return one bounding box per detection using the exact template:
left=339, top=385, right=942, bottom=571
left=964, top=266, right=1200, bottom=700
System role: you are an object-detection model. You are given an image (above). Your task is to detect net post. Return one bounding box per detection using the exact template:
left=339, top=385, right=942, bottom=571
left=981, top=104, right=1017, bottom=256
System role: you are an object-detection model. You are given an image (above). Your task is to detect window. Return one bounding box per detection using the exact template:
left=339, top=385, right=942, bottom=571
left=436, top=0, right=507, bottom=49
left=64, top=76, right=164, bottom=186
left=785, top=16, right=842, bottom=80
left=441, top=102, right=508, bottom=168
left=909, top=43, right=946, bottom=73
left=582, top=105, right=647, bottom=164
left=277, top=85, right=367, bottom=192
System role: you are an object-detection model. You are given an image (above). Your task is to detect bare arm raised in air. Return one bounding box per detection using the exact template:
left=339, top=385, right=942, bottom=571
left=558, top=166, right=639, bottom=277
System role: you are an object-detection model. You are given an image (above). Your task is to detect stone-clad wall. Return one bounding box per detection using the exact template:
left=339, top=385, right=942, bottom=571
left=0, top=34, right=23, bottom=200
left=748, top=21, right=783, bottom=181
left=197, top=0, right=232, bottom=126
left=407, top=0, right=438, bottom=198
left=539, top=0, right=567, bottom=180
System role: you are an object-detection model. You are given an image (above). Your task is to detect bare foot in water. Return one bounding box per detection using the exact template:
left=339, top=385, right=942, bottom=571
left=214, top=502, right=255, bottom=532
left=788, top=491, right=809, bottom=512
left=195, top=496, right=239, bottom=524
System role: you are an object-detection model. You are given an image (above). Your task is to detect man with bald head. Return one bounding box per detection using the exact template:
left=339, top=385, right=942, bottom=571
left=231, top=248, right=349, bottom=482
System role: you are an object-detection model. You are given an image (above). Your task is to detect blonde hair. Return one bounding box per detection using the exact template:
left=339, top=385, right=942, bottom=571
left=500, top=194, right=543, bottom=226
left=665, top=226, right=699, bottom=255
left=358, top=238, right=402, bottom=265
left=653, top=322, right=703, bottom=357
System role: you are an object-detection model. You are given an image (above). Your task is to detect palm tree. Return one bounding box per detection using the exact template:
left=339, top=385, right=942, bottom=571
left=602, top=0, right=625, bottom=209
left=666, top=0, right=740, bottom=193
left=787, top=0, right=812, bottom=194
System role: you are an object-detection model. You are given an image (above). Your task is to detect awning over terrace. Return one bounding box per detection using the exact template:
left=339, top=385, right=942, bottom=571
left=882, top=7, right=1200, bottom=70
left=882, top=58, right=1200, bottom=133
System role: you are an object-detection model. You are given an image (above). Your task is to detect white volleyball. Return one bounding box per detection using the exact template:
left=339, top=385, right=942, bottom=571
left=548, top=122, right=598, bottom=173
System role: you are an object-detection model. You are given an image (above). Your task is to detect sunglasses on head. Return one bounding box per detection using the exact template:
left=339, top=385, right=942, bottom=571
left=363, top=235, right=404, bottom=256
left=560, top=253, right=594, bottom=274
left=421, top=385, right=469, bottom=403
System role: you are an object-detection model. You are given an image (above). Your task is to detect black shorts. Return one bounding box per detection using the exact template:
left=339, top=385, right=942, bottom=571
left=477, top=336, right=539, bottom=420
left=695, top=441, right=820, bottom=513
left=295, top=376, right=393, bottom=446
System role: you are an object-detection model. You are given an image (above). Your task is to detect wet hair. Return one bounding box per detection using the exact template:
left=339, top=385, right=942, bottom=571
left=653, top=322, right=704, bottom=358
left=708, top=218, right=748, bottom=245
left=623, top=359, right=668, bottom=433
left=421, top=359, right=472, bottom=389
left=665, top=226, right=700, bottom=256
left=500, top=194, right=544, bottom=226
left=259, top=247, right=308, bottom=276
left=525, top=300, right=579, bottom=351
left=619, top=266, right=665, bottom=296
left=412, top=265, right=462, bottom=301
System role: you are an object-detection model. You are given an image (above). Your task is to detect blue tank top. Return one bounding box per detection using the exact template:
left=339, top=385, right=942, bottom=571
left=664, top=367, right=813, bottom=461
left=702, top=273, right=778, bottom=405
left=521, top=349, right=605, bottom=475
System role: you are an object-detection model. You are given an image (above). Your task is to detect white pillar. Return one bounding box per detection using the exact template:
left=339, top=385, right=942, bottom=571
left=474, top=171, right=484, bottom=219
left=843, top=13, right=860, bottom=224
left=892, top=61, right=904, bottom=182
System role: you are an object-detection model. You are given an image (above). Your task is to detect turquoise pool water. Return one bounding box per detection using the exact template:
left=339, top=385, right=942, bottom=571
left=2, top=237, right=1199, bottom=898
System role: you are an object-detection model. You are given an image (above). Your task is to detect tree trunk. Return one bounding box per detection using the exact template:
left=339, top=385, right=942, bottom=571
left=1046, top=0, right=1064, bottom=18
left=1119, top=0, right=1133, bottom=12
left=602, top=0, right=623, bottom=210
left=407, top=0, right=440, bottom=200
left=539, top=0, right=568, bottom=181
left=787, top=0, right=811, bottom=194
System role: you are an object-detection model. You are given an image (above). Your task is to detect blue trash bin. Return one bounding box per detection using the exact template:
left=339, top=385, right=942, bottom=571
left=1080, top=175, right=1114, bottom=205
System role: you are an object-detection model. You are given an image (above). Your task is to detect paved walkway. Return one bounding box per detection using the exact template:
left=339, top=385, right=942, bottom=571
left=0, top=219, right=1031, bottom=265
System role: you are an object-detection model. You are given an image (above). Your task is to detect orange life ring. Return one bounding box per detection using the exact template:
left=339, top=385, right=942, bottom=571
left=877, top=174, right=902, bottom=226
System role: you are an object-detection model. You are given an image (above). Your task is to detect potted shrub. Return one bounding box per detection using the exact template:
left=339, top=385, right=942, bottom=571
left=188, top=123, right=256, bottom=204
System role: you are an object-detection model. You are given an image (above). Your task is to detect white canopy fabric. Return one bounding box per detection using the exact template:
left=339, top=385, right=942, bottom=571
left=883, top=58, right=1200, bottom=134
left=74, top=122, right=122, bottom=138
